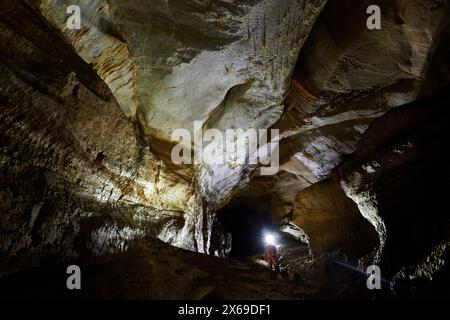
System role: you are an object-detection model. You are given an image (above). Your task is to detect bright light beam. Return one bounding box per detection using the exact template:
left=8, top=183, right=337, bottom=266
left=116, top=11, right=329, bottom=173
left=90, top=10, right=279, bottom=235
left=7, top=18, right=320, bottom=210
left=333, top=260, right=391, bottom=285
left=264, top=233, right=276, bottom=245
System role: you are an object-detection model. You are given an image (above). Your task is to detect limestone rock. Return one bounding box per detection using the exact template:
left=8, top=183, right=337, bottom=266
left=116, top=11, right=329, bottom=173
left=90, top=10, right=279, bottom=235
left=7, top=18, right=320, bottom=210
left=246, top=0, right=450, bottom=219
left=36, top=0, right=327, bottom=211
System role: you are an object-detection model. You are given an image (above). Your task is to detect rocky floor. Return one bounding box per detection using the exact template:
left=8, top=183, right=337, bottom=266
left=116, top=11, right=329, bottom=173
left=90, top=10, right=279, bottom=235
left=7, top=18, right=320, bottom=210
left=242, top=235, right=378, bottom=299
left=0, top=238, right=302, bottom=300
left=0, top=235, right=375, bottom=300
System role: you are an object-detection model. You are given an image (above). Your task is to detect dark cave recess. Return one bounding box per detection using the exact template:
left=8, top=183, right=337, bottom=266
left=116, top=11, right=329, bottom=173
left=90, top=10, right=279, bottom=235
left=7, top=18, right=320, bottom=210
left=218, top=204, right=279, bottom=259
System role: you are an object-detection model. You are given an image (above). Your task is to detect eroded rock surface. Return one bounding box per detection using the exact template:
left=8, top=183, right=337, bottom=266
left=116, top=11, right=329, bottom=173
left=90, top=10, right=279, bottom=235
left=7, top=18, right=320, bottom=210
left=1, top=0, right=450, bottom=299
left=0, top=1, right=228, bottom=275
left=240, top=0, right=450, bottom=220
left=36, top=0, right=327, bottom=212
left=340, top=87, right=450, bottom=289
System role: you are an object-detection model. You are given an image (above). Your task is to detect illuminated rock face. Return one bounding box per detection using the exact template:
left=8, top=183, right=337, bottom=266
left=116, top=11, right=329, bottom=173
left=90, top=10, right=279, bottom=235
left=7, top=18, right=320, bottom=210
left=236, top=0, right=450, bottom=220
left=37, top=0, right=327, bottom=211
left=12, top=0, right=326, bottom=259
left=0, top=1, right=225, bottom=274
left=37, top=0, right=450, bottom=239
left=1, top=0, right=328, bottom=273
left=1, top=0, right=450, bottom=298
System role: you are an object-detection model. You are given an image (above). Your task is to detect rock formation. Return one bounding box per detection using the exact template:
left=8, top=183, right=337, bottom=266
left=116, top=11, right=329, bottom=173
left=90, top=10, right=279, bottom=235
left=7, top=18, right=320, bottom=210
left=1, top=0, right=449, bottom=299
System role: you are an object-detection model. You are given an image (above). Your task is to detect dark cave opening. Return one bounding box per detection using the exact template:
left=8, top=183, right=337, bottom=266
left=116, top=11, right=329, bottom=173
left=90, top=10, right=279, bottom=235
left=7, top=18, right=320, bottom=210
left=218, top=204, right=278, bottom=259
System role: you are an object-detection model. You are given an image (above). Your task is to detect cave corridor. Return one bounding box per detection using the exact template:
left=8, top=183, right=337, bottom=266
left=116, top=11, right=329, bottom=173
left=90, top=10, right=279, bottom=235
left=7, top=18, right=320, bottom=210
left=0, top=0, right=450, bottom=303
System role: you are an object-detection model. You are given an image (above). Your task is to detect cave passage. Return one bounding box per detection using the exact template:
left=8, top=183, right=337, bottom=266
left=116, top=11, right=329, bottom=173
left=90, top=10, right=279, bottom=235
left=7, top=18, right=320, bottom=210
left=218, top=204, right=278, bottom=259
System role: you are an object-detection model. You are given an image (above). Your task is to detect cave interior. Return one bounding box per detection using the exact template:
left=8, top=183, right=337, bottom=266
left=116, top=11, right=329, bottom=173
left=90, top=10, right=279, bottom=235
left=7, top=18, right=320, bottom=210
left=0, top=0, right=450, bottom=300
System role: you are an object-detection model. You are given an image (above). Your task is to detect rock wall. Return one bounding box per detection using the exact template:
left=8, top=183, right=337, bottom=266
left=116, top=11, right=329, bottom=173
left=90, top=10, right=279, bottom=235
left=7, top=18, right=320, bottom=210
left=241, top=0, right=450, bottom=220
left=340, top=86, right=450, bottom=281
left=35, top=0, right=327, bottom=212
left=289, top=86, right=450, bottom=296
left=0, top=1, right=226, bottom=275
left=293, top=176, right=378, bottom=257
left=1, top=0, right=450, bottom=298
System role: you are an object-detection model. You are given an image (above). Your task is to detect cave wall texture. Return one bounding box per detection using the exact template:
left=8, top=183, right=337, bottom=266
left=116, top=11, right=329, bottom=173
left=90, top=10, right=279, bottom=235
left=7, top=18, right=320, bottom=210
left=1, top=0, right=450, bottom=298
left=0, top=0, right=206, bottom=275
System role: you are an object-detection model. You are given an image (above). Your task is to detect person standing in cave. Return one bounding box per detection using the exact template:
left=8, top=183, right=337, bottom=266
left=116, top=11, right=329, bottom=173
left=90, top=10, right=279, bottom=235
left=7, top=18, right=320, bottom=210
left=264, top=234, right=279, bottom=271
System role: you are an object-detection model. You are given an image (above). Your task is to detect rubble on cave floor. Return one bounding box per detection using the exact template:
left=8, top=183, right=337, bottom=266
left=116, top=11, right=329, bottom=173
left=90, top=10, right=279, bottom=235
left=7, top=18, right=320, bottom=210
left=0, top=239, right=307, bottom=300
left=234, top=234, right=375, bottom=299
left=0, top=236, right=379, bottom=300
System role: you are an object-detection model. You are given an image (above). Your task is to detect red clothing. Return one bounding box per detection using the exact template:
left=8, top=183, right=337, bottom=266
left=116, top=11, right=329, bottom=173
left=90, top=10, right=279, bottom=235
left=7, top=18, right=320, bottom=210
left=264, top=244, right=278, bottom=270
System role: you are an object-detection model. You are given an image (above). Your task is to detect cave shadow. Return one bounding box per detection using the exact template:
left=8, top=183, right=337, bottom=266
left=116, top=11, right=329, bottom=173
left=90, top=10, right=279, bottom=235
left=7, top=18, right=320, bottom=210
left=217, top=204, right=277, bottom=259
